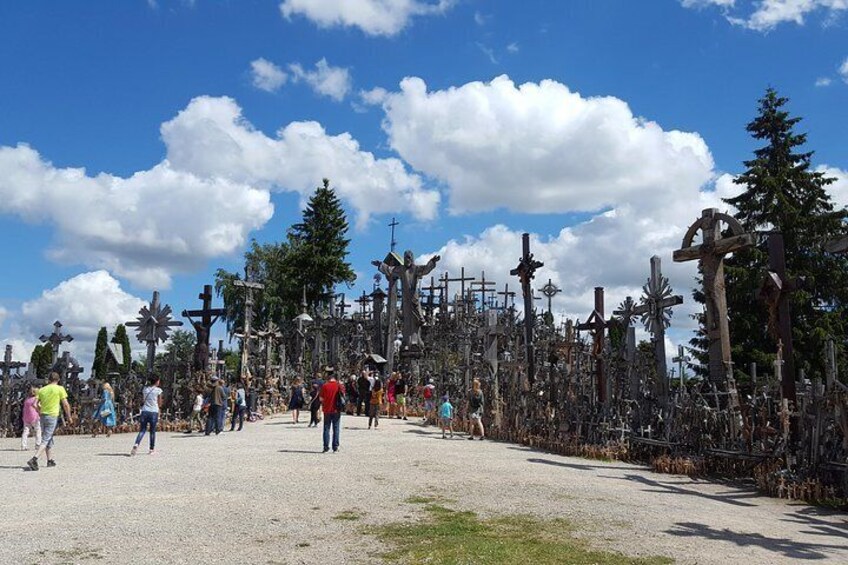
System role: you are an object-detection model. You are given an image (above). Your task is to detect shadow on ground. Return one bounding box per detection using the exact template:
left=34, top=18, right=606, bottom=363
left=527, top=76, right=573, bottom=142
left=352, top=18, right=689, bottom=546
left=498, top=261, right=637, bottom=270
left=666, top=521, right=848, bottom=560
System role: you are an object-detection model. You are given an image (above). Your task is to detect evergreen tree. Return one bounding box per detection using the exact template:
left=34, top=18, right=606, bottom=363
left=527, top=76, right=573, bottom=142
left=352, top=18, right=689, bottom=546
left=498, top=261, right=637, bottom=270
left=720, top=88, right=847, bottom=380
left=30, top=345, right=53, bottom=378
left=285, top=179, right=356, bottom=307
left=113, top=324, right=132, bottom=376
left=93, top=326, right=108, bottom=380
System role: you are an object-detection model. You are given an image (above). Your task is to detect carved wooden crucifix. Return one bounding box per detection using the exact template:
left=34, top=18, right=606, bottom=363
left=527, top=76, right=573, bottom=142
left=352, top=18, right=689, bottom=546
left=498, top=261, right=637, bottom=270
left=182, top=284, right=226, bottom=373
left=577, top=287, right=611, bottom=404
left=673, top=208, right=754, bottom=385
left=39, top=321, right=73, bottom=366
left=511, top=233, right=544, bottom=385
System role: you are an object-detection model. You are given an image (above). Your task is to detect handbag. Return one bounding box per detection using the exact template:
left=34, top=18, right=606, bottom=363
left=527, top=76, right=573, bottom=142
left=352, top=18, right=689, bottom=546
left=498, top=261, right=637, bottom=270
left=99, top=408, right=112, bottom=418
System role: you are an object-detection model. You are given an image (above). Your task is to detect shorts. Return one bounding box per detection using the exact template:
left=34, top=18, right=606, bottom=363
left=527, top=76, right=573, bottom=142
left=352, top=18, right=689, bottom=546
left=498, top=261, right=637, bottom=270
left=396, top=394, right=406, bottom=406
left=424, top=400, right=435, bottom=412
left=440, top=417, right=452, bottom=428
left=40, top=415, right=58, bottom=449
left=470, top=411, right=483, bottom=421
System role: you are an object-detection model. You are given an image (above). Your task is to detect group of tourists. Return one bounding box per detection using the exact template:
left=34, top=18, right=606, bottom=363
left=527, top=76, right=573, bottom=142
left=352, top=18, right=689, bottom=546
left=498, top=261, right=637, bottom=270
left=20, top=366, right=487, bottom=469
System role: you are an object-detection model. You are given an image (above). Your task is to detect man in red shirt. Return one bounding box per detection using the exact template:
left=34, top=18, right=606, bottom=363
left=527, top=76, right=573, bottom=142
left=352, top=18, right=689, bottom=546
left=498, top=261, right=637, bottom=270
left=319, top=367, right=345, bottom=453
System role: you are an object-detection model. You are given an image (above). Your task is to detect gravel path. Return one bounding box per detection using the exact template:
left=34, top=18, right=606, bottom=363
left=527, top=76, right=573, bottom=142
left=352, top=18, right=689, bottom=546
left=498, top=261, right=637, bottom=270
left=1, top=414, right=847, bottom=564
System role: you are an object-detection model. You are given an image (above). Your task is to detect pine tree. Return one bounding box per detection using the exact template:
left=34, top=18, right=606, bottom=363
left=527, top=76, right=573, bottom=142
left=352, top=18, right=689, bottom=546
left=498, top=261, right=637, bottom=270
left=113, top=324, right=132, bottom=376
left=721, top=88, right=847, bottom=380
left=93, top=327, right=108, bottom=380
left=286, top=179, right=356, bottom=307
left=30, top=345, right=53, bottom=378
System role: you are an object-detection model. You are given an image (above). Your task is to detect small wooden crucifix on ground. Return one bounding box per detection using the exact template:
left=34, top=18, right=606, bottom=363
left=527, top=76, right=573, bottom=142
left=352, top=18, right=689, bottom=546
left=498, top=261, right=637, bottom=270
left=39, top=321, right=73, bottom=366
left=182, top=284, right=226, bottom=374
left=233, top=273, right=265, bottom=386
left=127, top=292, right=183, bottom=374
left=577, top=287, right=612, bottom=405
left=511, top=233, right=544, bottom=385
left=673, top=208, right=755, bottom=385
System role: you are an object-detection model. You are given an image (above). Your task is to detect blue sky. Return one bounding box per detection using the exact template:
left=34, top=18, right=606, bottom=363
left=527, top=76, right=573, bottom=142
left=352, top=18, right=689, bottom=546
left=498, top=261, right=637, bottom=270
left=0, top=0, right=846, bottom=369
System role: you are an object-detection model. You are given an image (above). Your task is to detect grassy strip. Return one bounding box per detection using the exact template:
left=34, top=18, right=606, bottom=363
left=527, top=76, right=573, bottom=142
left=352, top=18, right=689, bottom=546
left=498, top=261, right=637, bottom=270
left=371, top=504, right=672, bottom=565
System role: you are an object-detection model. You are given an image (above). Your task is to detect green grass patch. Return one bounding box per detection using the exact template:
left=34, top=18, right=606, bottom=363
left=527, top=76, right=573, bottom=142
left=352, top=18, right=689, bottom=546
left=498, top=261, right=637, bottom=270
left=334, top=510, right=363, bottom=521
left=372, top=504, right=672, bottom=565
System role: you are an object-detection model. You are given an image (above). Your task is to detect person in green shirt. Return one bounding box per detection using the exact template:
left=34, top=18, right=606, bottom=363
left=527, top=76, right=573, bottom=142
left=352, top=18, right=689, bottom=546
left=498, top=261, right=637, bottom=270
left=27, top=372, right=72, bottom=471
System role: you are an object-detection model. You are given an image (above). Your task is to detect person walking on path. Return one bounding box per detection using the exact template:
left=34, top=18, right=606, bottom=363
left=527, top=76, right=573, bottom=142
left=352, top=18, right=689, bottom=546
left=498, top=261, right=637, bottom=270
left=356, top=370, right=370, bottom=416
left=386, top=373, right=397, bottom=418
left=229, top=381, right=247, bottom=431
left=27, top=372, right=72, bottom=471
left=131, top=375, right=163, bottom=456
left=21, top=387, right=41, bottom=450
left=468, top=378, right=485, bottom=441
left=439, top=395, right=454, bottom=439
left=368, top=376, right=384, bottom=430
left=319, top=368, right=345, bottom=452
left=288, top=377, right=305, bottom=424
left=345, top=374, right=358, bottom=415
left=422, top=379, right=436, bottom=425
left=205, top=378, right=225, bottom=435
left=186, top=390, right=204, bottom=433
left=92, top=381, right=116, bottom=438
left=395, top=372, right=408, bottom=421
left=308, top=373, right=324, bottom=427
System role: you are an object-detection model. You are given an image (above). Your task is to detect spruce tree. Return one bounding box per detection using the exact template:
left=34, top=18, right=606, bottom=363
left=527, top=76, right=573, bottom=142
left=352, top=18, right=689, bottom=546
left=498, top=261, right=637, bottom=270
left=721, top=88, right=847, bottom=380
left=93, top=327, right=108, bottom=379
left=113, top=324, right=132, bottom=376
left=30, top=345, right=53, bottom=378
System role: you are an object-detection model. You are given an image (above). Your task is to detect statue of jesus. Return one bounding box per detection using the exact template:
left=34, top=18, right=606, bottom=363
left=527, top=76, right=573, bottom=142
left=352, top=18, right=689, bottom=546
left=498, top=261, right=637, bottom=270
left=372, top=250, right=440, bottom=354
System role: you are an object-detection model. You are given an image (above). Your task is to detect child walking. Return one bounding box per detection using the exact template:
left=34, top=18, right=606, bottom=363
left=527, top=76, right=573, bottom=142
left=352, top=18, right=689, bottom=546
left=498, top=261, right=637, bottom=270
left=439, top=395, right=454, bottom=439
left=21, top=387, right=41, bottom=450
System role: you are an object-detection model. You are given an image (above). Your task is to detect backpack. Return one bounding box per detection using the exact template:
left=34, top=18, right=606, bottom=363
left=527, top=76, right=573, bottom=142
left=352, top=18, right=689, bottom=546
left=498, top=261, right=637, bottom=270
left=423, top=386, right=433, bottom=399
left=470, top=392, right=483, bottom=411
left=334, top=384, right=347, bottom=411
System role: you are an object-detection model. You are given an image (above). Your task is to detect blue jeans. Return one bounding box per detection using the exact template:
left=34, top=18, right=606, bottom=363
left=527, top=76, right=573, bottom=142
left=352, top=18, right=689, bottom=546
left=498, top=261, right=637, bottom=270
left=134, top=411, right=159, bottom=450
left=323, top=412, right=341, bottom=451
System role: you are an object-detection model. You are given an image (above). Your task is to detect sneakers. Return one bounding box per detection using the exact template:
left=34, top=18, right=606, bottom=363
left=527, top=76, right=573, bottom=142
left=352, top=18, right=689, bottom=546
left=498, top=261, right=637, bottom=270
left=149, top=450, right=156, bottom=456
left=468, top=436, right=475, bottom=441
left=478, top=437, right=484, bottom=441
left=130, top=445, right=138, bottom=457
left=322, top=447, right=330, bottom=453
left=27, top=457, right=38, bottom=471
left=46, top=460, right=57, bottom=467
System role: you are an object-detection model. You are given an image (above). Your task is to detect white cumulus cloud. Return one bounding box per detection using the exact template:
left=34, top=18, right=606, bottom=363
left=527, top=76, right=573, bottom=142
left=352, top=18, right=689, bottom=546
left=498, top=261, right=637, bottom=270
left=280, top=0, right=455, bottom=36
left=289, top=58, right=352, bottom=101
left=376, top=75, right=714, bottom=215
left=250, top=58, right=288, bottom=92
left=840, top=56, right=848, bottom=82
left=682, top=0, right=848, bottom=31
left=161, top=95, right=439, bottom=227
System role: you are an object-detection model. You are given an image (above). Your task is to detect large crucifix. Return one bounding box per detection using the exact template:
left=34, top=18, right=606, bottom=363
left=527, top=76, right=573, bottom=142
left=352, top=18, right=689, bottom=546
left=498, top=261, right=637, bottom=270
left=182, top=284, right=226, bottom=373
left=233, top=274, right=265, bottom=385
left=127, top=291, right=183, bottom=374
left=511, top=233, right=544, bottom=385
left=633, top=256, right=683, bottom=402
left=759, top=232, right=798, bottom=403
left=673, top=208, right=754, bottom=384
left=39, top=321, right=73, bottom=366
left=577, top=287, right=612, bottom=404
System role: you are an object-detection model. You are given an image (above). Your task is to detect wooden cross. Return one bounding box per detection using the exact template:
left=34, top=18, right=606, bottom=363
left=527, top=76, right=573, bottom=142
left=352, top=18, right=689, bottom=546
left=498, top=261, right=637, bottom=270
left=233, top=273, right=264, bottom=384
left=39, top=321, right=73, bottom=366
left=631, top=256, right=683, bottom=402
left=510, top=233, right=544, bottom=385
left=759, top=232, right=798, bottom=403
left=182, top=284, right=226, bottom=372
left=389, top=217, right=399, bottom=253
left=127, top=292, right=183, bottom=374
left=335, top=293, right=352, bottom=318
left=576, top=287, right=612, bottom=404
left=672, top=345, right=690, bottom=389
left=447, top=267, right=476, bottom=316
left=369, top=287, right=386, bottom=356
left=421, top=276, right=441, bottom=315
left=1, top=345, right=27, bottom=431
left=470, top=271, right=496, bottom=312
left=497, top=283, right=516, bottom=312
left=355, top=290, right=372, bottom=318
left=673, top=208, right=754, bottom=384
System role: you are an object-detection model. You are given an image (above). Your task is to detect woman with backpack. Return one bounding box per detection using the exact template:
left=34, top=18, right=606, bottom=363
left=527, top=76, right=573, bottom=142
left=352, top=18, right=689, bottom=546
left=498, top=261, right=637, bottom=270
left=468, top=378, right=485, bottom=441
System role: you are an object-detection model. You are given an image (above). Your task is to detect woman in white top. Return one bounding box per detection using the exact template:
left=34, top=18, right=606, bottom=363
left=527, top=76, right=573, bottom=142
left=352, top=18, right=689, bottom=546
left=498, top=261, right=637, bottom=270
left=131, top=375, right=163, bottom=456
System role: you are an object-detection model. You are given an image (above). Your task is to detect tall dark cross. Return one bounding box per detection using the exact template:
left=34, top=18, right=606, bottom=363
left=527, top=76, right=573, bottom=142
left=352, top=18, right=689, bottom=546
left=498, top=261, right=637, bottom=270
left=389, top=217, right=399, bottom=253
left=631, top=256, right=683, bottom=402
left=613, top=296, right=639, bottom=400
left=127, top=291, right=183, bottom=374
left=673, top=208, right=754, bottom=384
left=447, top=267, right=476, bottom=317
left=369, top=287, right=386, bottom=356
left=759, top=232, right=798, bottom=403
left=182, top=284, right=226, bottom=373
left=1, top=345, right=27, bottom=431
left=470, top=271, right=496, bottom=312
left=438, top=272, right=451, bottom=317
left=355, top=290, right=372, bottom=318
left=233, top=274, right=265, bottom=384
left=39, top=321, right=73, bottom=366
left=577, top=287, right=611, bottom=404
left=511, top=233, right=544, bottom=385
left=538, top=279, right=562, bottom=315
